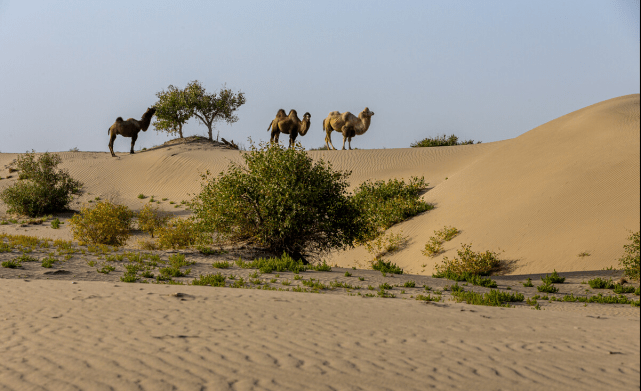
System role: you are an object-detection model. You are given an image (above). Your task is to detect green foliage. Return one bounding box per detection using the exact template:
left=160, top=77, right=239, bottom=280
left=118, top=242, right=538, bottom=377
left=191, top=273, right=226, bottom=287
left=51, top=218, right=61, bottom=229
left=153, top=85, right=193, bottom=138
left=362, top=231, right=409, bottom=259
left=403, top=280, right=416, bottom=288
left=613, top=284, right=636, bottom=294
left=159, top=266, right=190, bottom=278
left=69, top=201, right=134, bottom=246
left=415, top=294, right=440, bottom=302
left=156, top=218, right=201, bottom=249
left=432, top=270, right=498, bottom=288
left=410, top=134, right=479, bottom=148
left=523, top=278, right=534, bottom=287
left=371, top=259, right=404, bottom=274
left=137, top=203, right=170, bottom=238
left=541, top=270, right=565, bottom=284
left=97, top=264, right=116, bottom=274
left=236, top=253, right=306, bottom=274
left=618, top=231, right=639, bottom=281
left=562, top=293, right=637, bottom=305
left=168, top=253, right=195, bottom=267
left=588, top=277, right=615, bottom=289
left=41, top=255, right=57, bottom=268
left=0, top=151, right=82, bottom=217
left=184, top=80, right=246, bottom=141
left=310, top=260, right=332, bottom=272
left=212, top=261, right=231, bottom=269
left=0, top=242, right=11, bottom=252
left=451, top=289, right=524, bottom=307
left=352, top=176, right=432, bottom=240
left=537, top=283, right=559, bottom=293
left=191, top=142, right=363, bottom=260
left=434, top=243, right=501, bottom=276
left=2, top=260, right=21, bottom=268
left=422, top=226, right=460, bottom=257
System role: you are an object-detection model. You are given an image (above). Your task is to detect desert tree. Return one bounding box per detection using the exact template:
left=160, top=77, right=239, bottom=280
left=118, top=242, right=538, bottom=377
left=185, top=80, right=246, bottom=141
left=153, top=85, right=192, bottom=138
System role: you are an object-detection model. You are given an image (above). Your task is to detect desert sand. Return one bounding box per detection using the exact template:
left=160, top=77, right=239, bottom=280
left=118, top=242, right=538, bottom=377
left=0, top=94, right=639, bottom=390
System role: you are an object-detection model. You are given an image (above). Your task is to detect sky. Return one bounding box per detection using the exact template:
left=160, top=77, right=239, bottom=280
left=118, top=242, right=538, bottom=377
left=0, top=0, right=639, bottom=153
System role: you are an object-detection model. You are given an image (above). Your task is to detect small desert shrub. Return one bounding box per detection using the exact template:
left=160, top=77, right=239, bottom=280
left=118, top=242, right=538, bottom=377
left=137, top=204, right=170, bottom=238
left=352, top=176, right=432, bottom=241
left=537, top=283, right=559, bottom=293
left=523, top=278, right=534, bottom=287
left=69, top=201, right=134, bottom=246
left=416, top=294, right=440, bottom=302
left=212, top=261, right=231, bottom=269
left=362, top=231, right=409, bottom=259
left=433, top=243, right=501, bottom=276
left=191, top=142, right=363, bottom=261
left=433, top=270, right=497, bottom=288
left=51, top=218, right=61, bottom=229
left=588, top=277, right=615, bottom=289
left=41, top=255, right=57, bottom=268
left=236, top=253, right=306, bottom=274
left=613, top=284, right=636, bottom=294
left=371, top=259, right=404, bottom=274
left=2, top=259, right=21, bottom=268
left=137, top=240, right=158, bottom=251
left=410, top=134, right=479, bottom=148
left=156, top=218, right=201, bottom=249
left=403, top=280, right=416, bottom=288
left=0, top=242, right=11, bottom=252
left=541, top=270, right=565, bottom=284
left=451, top=289, right=524, bottom=307
left=191, top=273, right=226, bottom=287
left=618, top=231, right=639, bottom=281
left=97, top=264, right=116, bottom=274
left=0, top=151, right=82, bottom=217
left=422, top=226, right=460, bottom=257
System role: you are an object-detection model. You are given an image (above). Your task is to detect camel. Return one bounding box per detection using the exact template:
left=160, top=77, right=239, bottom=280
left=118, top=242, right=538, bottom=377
left=267, top=109, right=311, bottom=148
left=322, top=107, right=374, bottom=150
left=108, top=107, right=156, bottom=157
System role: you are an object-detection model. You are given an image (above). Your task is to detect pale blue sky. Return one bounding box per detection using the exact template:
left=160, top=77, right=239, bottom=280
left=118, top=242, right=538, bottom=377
left=0, top=0, right=639, bottom=152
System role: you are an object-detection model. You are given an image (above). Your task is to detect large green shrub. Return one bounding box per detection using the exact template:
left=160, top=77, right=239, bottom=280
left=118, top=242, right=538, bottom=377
left=0, top=151, right=82, bottom=217
left=410, top=134, right=479, bottom=148
left=352, top=176, right=432, bottom=241
left=137, top=203, right=170, bottom=238
left=619, top=231, right=640, bottom=281
left=69, top=201, right=134, bottom=246
left=433, top=243, right=502, bottom=276
left=190, top=142, right=363, bottom=261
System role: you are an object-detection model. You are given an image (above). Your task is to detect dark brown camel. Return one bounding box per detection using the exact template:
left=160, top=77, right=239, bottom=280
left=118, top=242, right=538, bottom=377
left=267, top=109, right=311, bottom=148
left=108, top=107, right=156, bottom=157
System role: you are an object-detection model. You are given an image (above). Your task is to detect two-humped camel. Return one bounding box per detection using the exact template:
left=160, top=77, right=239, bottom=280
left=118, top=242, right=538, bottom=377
left=108, top=107, right=156, bottom=157
left=322, top=107, right=374, bottom=150
left=267, top=109, right=311, bottom=148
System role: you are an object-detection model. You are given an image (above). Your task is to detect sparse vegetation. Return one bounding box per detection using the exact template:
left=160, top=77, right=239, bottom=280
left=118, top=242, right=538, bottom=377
left=523, top=278, right=534, bottom=287
left=137, top=203, right=170, bottom=238
left=411, top=134, right=480, bottom=148
left=541, top=270, right=565, bottom=284
left=371, top=259, right=404, bottom=275
left=588, top=277, right=615, bottom=289
left=618, top=231, right=639, bottom=281
left=537, top=282, right=559, bottom=293
left=362, top=231, right=409, bottom=259
left=451, top=289, right=524, bottom=307
left=433, top=243, right=501, bottom=276
left=191, top=273, right=226, bottom=287
left=0, top=151, right=82, bottom=217
left=69, top=201, right=134, bottom=246
left=422, top=226, right=460, bottom=257
left=156, top=218, right=201, bottom=249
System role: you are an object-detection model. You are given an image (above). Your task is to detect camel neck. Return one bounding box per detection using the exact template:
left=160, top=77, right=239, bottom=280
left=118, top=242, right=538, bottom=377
left=355, top=115, right=371, bottom=135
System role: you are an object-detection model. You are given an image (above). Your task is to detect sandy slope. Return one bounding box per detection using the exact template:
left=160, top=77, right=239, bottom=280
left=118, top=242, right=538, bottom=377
left=0, top=95, right=640, bottom=390
left=1, top=95, right=639, bottom=275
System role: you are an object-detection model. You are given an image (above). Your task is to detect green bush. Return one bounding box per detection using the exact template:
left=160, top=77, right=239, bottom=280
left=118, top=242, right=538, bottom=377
left=410, top=134, right=479, bottom=148
left=371, top=259, right=404, bottom=274
left=587, top=277, right=615, bottom=289
left=137, top=203, right=170, bottom=238
left=156, top=218, right=201, bottom=249
left=0, top=151, right=82, bottom=217
left=191, top=142, right=363, bottom=261
left=69, top=201, right=134, bottom=246
left=352, top=176, right=432, bottom=240
left=434, top=243, right=501, bottom=276
left=192, top=273, right=226, bottom=287
left=236, top=253, right=306, bottom=274
left=541, top=270, right=565, bottom=284
left=432, top=270, right=498, bottom=288
left=451, top=289, right=524, bottom=307
left=537, top=282, right=559, bottom=293
left=619, top=231, right=639, bottom=281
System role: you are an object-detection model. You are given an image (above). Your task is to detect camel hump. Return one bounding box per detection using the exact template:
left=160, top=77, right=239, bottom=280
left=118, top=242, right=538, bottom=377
left=116, top=117, right=124, bottom=122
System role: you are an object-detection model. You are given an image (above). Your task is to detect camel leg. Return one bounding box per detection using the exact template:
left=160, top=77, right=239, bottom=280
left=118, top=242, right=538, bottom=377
left=289, top=132, right=297, bottom=148
left=342, top=133, right=347, bottom=150
left=348, top=137, right=352, bottom=150
left=109, top=133, right=117, bottom=157
left=325, top=130, right=337, bottom=150
left=130, top=134, right=138, bottom=154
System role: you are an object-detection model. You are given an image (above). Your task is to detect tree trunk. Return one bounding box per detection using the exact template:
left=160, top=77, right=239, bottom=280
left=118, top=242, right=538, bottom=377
left=179, top=124, right=184, bottom=138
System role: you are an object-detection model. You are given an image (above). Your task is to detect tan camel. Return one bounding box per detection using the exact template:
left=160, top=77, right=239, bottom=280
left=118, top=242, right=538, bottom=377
left=267, top=109, right=311, bottom=148
left=108, top=107, right=156, bottom=157
left=322, top=107, right=374, bottom=150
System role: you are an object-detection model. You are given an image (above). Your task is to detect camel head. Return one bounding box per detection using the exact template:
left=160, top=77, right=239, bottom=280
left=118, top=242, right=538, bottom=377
left=360, top=107, right=374, bottom=118
left=141, top=107, right=157, bottom=131
left=299, top=112, right=311, bottom=136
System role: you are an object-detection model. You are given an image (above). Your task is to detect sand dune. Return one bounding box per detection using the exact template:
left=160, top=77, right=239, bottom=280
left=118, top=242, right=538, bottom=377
left=2, top=95, right=638, bottom=274
left=0, top=95, right=639, bottom=390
